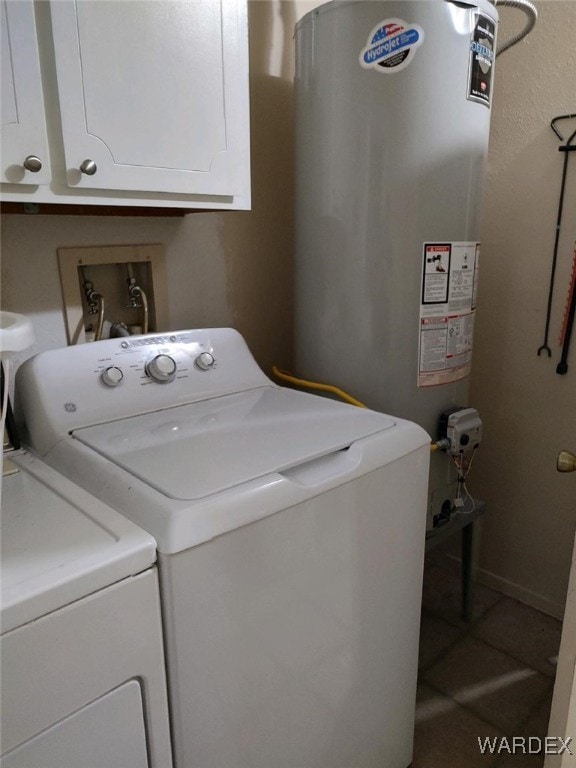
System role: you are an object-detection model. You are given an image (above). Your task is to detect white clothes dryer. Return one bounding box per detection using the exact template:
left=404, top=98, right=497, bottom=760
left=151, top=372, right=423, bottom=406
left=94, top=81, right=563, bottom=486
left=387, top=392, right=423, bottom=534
left=17, top=328, right=430, bottom=768
left=1, top=450, right=173, bottom=768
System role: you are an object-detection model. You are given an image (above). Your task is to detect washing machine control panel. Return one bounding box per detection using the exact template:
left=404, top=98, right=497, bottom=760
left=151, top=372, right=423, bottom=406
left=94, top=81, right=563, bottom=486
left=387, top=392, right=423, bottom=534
left=16, top=328, right=272, bottom=455
left=99, top=333, right=219, bottom=389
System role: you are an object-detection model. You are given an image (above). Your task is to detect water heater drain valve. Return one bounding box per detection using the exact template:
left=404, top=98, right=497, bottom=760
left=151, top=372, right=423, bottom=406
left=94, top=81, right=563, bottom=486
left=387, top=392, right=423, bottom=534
left=437, top=407, right=482, bottom=457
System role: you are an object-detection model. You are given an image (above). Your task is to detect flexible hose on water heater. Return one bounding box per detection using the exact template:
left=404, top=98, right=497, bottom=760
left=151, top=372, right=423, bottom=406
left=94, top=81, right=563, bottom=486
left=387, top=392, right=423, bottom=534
left=492, top=0, right=538, bottom=56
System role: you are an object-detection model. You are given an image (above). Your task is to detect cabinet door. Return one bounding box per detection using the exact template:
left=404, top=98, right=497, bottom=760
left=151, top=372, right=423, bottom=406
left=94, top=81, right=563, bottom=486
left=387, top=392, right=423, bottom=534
left=1, top=0, right=51, bottom=184
left=49, top=0, right=250, bottom=198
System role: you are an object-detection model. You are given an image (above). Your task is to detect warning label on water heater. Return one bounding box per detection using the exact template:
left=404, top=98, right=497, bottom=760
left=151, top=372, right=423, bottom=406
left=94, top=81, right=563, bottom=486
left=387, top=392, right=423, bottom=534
left=418, top=242, right=480, bottom=387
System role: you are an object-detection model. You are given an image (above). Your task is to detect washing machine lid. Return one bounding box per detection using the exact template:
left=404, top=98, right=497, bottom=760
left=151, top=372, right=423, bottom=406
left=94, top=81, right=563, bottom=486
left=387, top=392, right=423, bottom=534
left=1, top=451, right=156, bottom=634
left=73, top=387, right=396, bottom=500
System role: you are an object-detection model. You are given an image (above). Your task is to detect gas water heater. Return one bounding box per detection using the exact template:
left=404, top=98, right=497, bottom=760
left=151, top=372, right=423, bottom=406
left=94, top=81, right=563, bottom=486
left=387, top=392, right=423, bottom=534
left=294, top=0, right=504, bottom=524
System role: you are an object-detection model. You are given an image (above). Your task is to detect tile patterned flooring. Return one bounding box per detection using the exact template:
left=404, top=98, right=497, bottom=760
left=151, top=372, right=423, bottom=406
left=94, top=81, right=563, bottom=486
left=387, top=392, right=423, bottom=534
left=415, top=554, right=563, bottom=768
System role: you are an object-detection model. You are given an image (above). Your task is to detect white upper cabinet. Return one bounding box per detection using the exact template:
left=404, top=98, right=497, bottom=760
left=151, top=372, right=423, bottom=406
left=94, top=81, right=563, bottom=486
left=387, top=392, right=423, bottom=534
left=0, top=0, right=251, bottom=209
left=1, top=0, right=51, bottom=185
left=50, top=0, right=249, bottom=198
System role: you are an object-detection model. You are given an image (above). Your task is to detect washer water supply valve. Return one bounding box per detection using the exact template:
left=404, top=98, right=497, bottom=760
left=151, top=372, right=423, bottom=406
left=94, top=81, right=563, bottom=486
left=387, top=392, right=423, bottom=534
left=437, top=407, right=483, bottom=457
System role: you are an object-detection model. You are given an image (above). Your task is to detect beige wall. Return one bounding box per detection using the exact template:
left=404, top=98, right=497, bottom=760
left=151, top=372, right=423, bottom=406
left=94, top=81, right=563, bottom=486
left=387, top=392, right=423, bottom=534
left=1, top=0, right=575, bottom=616
left=1, top=0, right=303, bottom=377
left=471, top=0, right=576, bottom=618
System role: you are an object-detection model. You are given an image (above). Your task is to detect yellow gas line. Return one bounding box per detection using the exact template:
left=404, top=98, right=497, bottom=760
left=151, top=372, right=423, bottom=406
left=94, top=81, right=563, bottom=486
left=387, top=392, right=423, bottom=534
left=272, top=365, right=439, bottom=452
left=271, top=366, right=367, bottom=408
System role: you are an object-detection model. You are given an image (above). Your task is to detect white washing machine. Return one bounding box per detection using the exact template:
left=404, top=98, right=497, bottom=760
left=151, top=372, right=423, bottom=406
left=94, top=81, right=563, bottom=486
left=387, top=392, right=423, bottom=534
left=0, top=450, right=173, bottom=768
left=16, top=328, right=430, bottom=768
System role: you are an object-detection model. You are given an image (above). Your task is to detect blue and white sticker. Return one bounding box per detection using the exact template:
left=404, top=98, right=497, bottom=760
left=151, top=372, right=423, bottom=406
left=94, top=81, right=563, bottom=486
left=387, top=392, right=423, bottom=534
left=359, top=18, right=425, bottom=73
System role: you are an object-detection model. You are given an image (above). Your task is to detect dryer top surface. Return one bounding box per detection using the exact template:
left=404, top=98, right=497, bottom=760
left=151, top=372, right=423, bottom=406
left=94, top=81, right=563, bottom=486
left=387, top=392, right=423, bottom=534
left=1, top=451, right=156, bottom=633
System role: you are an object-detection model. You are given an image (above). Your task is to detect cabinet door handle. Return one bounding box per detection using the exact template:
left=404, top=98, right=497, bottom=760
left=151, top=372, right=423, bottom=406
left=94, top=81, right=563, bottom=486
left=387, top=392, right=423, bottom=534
left=557, top=451, right=576, bottom=473
left=80, top=159, right=97, bottom=175
left=23, top=155, right=42, bottom=172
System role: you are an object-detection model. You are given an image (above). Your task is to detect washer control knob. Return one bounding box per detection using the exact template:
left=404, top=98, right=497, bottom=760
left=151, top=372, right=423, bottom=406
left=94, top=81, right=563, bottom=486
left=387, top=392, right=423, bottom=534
left=101, top=366, right=124, bottom=388
left=195, top=352, right=215, bottom=371
left=146, top=354, right=177, bottom=383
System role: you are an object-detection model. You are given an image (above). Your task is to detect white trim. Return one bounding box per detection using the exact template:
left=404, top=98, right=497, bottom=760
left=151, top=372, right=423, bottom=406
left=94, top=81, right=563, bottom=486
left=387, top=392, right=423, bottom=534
left=475, top=568, right=565, bottom=620
left=443, top=552, right=565, bottom=620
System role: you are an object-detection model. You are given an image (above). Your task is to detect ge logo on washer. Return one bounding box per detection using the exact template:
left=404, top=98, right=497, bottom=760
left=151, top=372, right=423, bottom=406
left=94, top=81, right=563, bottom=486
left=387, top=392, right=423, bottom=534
left=359, top=18, right=424, bottom=73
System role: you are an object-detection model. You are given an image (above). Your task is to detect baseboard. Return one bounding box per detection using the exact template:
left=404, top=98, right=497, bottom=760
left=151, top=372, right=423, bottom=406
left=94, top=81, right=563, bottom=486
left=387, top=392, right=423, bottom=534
left=443, top=553, right=566, bottom=620
left=476, top=568, right=565, bottom=620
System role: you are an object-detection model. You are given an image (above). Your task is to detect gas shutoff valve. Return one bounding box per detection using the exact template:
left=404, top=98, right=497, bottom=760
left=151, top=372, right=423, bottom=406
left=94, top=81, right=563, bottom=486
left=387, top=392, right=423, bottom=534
left=438, top=407, right=482, bottom=457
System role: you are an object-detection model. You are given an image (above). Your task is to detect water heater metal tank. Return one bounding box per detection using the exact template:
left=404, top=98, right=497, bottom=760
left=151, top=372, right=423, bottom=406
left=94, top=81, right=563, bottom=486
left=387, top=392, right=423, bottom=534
left=294, top=0, right=498, bottom=523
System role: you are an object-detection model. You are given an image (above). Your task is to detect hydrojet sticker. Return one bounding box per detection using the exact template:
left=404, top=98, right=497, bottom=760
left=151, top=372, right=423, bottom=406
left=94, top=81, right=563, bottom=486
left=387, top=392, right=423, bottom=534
left=359, top=18, right=424, bottom=73
left=467, top=12, right=496, bottom=106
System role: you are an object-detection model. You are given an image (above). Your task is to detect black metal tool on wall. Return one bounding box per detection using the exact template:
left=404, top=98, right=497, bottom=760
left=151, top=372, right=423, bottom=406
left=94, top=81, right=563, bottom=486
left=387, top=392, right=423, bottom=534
left=537, top=113, right=576, bottom=365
